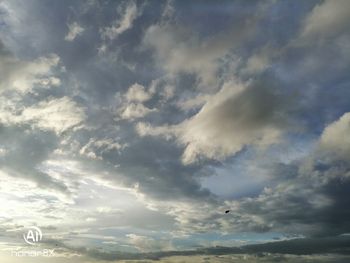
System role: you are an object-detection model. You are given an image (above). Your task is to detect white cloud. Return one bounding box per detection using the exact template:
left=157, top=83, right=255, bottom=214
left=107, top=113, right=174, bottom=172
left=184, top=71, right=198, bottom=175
left=101, top=2, right=138, bottom=40
left=136, top=122, right=174, bottom=139
left=143, top=24, right=230, bottom=88
left=16, top=97, right=86, bottom=134
left=116, top=83, right=156, bottom=120
left=137, top=81, right=285, bottom=164
left=0, top=95, right=87, bottom=134
left=65, top=22, right=84, bottom=41
left=97, top=206, right=113, bottom=213
left=243, top=51, right=270, bottom=74
left=0, top=50, right=60, bottom=92
left=79, top=138, right=127, bottom=160
left=126, top=234, right=173, bottom=252
left=319, top=112, right=350, bottom=161
left=176, top=93, right=211, bottom=111
left=125, top=83, right=152, bottom=102
left=119, top=103, right=155, bottom=120
left=0, top=170, right=72, bottom=228
left=301, top=0, right=350, bottom=39
left=142, top=5, right=263, bottom=89
left=0, top=147, right=7, bottom=157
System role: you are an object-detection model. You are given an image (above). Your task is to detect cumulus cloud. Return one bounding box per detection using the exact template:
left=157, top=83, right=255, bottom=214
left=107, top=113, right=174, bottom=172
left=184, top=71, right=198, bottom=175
left=0, top=96, right=86, bottom=135
left=301, top=0, right=350, bottom=40
left=0, top=41, right=60, bottom=92
left=137, top=80, right=289, bottom=164
left=319, top=112, right=350, bottom=162
left=143, top=24, right=231, bottom=88
left=65, top=22, right=84, bottom=41
left=125, top=83, right=153, bottom=102
left=21, top=97, right=86, bottom=134
left=142, top=1, right=271, bottom=89
left=243, top=47, right=271, bottom=75
left=118, top=102, right=156, bottom=120
left=116, top=83, right=156, bottom=120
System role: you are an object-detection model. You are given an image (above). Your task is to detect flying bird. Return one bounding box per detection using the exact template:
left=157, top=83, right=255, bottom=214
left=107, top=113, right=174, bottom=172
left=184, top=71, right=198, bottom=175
left=225, top=210, right=230, bottom=214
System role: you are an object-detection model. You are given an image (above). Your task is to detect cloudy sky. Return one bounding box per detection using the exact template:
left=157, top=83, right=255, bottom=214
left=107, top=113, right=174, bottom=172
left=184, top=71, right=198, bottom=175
left=0, top=0, right=350, bottom=262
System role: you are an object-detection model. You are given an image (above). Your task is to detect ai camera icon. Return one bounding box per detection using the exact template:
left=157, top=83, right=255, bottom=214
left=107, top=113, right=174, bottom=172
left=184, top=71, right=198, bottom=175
left=23, top=226, right=42, bottom=245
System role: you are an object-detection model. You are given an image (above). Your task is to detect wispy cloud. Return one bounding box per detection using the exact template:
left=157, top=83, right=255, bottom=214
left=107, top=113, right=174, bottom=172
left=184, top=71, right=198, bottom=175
left=65, top=22, right=84, bottom=41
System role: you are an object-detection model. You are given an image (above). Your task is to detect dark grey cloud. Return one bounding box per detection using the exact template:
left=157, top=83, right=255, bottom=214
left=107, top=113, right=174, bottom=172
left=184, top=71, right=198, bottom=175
left=0, top=125, right=67, bottom=192
left=230, top=148, right=350, bottom=237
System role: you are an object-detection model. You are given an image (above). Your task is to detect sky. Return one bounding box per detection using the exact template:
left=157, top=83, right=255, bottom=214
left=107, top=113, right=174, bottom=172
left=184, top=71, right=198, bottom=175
left=0, top=0, right=350, bottom=262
